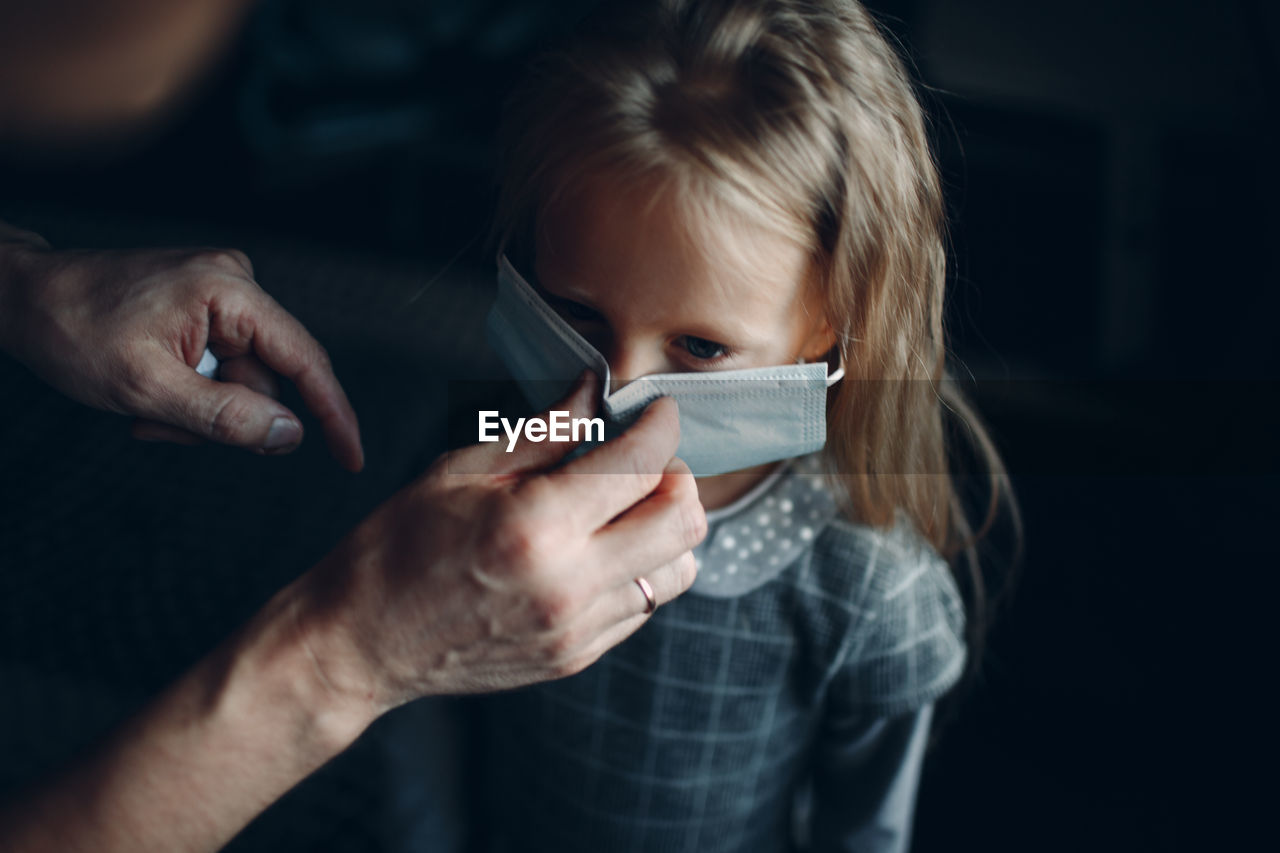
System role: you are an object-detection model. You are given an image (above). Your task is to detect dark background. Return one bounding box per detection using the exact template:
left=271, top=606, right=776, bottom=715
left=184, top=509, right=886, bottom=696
left=1, top=1, right=1277, bottom=850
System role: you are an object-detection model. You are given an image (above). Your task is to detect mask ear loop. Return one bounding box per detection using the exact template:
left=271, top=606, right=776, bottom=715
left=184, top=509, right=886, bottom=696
left=798, top=346, right=845, bottom=387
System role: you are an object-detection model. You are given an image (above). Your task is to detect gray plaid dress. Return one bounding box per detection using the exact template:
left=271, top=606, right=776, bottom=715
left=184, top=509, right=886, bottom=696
left=478, top=454, right=966, bottom=853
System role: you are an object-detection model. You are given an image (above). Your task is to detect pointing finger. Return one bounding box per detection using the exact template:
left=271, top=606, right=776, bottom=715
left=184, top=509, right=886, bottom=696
left=208, top=288, right=363, bottom=471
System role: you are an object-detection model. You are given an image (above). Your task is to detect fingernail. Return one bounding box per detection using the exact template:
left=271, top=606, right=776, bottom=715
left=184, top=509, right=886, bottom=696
left=264, top=417, right=302, bottom=452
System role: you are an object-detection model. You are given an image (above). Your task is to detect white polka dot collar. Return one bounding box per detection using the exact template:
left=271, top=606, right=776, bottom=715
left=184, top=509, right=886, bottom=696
left=689, top=452, right=838, bottom=598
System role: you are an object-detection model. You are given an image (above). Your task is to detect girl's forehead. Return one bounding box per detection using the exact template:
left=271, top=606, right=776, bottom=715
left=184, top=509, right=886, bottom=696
left=535, top=172, right=815, bottom=305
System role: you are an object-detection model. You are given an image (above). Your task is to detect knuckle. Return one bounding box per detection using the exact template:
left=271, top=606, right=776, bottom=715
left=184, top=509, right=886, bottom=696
left=513, top=478, right=559, bottom=520
left=194, top=249, right=249, bottom=277
left=313, top=344, right=334, bottom=373
left=532, top=588, right=577, bottom=631
left=673, top=493, right=708, bottom=547
left=668, top=463, right=697, bottom=496
left=226, top=249, right=253, bottom=276
left=207, top=394, right=254, bottom=444
left=543, top=624, right=577, bottom=658
left=221, top=290, right=259, bottom=326
left=490, top=509, right=557, bottom=576
left=676, top=551, right=699, bottom=591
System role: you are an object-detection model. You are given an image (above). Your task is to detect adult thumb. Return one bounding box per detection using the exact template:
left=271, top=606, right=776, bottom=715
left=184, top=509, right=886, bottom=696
left=144, top=358, right=304, bottom=453
left=504, top=370, right=602, bottom=472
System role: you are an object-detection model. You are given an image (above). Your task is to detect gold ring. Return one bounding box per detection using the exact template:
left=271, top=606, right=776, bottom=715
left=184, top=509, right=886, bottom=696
left=635, top=577, right=657, bottom=615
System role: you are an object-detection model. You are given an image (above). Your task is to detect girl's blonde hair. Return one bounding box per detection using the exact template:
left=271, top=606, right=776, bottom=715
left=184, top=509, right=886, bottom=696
left=494, top=0, right=1019, bottom=677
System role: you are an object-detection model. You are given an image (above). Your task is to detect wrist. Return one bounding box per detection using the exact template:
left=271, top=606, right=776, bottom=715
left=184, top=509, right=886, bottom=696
left=212, top=581, right=379, bottom=765
left=0, top=574, right=384, bottom=853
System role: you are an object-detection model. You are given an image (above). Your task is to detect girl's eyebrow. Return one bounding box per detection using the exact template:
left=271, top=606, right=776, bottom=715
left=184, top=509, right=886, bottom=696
left=533, top=278, right=610, bottom=320
left=678, top=315, right=770, bottom=350
left=539, top=278, right=594, bottom=305
left=527, top=263, right=587, bottom=300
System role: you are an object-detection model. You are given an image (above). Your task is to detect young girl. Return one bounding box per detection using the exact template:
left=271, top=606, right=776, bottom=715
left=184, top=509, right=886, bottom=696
left=477, top=0, right=1014, bottom=850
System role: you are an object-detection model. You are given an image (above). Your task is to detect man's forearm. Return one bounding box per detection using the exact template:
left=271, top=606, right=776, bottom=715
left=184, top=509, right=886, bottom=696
left=0, top=582, right=375, bottom=853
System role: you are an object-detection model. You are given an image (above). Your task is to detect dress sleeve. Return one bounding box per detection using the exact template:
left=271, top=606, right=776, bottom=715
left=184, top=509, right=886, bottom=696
left=799, top=523, right=966, bottom=851
left=833, top=532, right=967, bottom=718
left=807, top=705, right=935, bottom=853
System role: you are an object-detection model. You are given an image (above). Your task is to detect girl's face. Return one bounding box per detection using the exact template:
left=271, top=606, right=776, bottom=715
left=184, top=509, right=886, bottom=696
left=533, top=174, right=836, bottom=391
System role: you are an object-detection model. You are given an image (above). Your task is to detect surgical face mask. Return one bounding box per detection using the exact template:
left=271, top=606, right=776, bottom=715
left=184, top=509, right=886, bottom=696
left=485, top=254, right=843, bottom=477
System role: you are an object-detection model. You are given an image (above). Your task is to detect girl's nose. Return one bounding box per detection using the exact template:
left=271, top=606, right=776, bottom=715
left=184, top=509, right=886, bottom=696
left=604, top=343, right=665, bottom=394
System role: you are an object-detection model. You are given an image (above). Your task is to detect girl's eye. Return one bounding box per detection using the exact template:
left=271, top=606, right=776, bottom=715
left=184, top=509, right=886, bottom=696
left=681, top=336, right=729, bottom=361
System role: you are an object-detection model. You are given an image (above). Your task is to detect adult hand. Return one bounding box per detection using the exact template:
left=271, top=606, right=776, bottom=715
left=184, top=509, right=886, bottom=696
left=292, top=371, right=706, bottom=717
left=0, top=371, right=704, bottom=853
left=0, top=234, right=363, bottom=470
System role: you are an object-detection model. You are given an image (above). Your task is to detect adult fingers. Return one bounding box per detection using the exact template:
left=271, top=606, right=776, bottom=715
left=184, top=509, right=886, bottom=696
left=499, top=372, right=600, bottom=474
left=130, top=353, right=280, bottom=446
left=571, top=612, right=650, bottom=673
left=130, top=351, right=282, bottom=446
left=136, top=354, right=306, bottom=454
left=446, top=371, right=598, bottom=477
left=131, top=419, right=205, bottom=445
left=224, top=248, right=254, bottom=277
left=584, top=457, right=706, bottom=586
left=215, top=354, right=280, bottom=399
left=543, top=396, right=683, bottom=530
left=604, top=550, right=698, bottom=618
left=210, top=289, right=363, bottom=472
left=554, top=550, right=698, bottom=673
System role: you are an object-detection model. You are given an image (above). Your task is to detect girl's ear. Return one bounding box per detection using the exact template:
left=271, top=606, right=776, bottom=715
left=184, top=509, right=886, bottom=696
left=796, top=261, right=840, bottom=364
left=798, top=316, right=840, bottom=364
